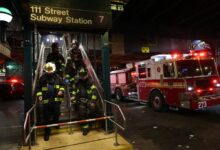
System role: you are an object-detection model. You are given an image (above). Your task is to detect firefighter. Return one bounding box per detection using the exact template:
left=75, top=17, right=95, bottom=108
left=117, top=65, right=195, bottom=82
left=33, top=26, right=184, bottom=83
left=68, top=39, right=84, bottom=70
left=65, top=40, right=83, bottom=107
left=36, top=62, right=64, bottom=141
left=72, top=67, right=99, bottom=135
left=46, top=42, right=65, bottom=77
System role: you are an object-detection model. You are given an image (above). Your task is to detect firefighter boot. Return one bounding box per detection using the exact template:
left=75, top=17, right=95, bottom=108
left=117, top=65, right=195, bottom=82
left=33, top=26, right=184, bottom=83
left=44, top=134, right=50, bottom=141
left=44, top=128, right=50, bottom=141
left=82, top=124, right=90, bottom=136
left=82, top=128, right=90, bottom=136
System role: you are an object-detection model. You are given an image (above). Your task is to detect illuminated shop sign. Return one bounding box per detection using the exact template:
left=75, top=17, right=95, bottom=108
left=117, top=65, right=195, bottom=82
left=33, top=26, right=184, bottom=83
left=30, top=5, right=111, bottom=28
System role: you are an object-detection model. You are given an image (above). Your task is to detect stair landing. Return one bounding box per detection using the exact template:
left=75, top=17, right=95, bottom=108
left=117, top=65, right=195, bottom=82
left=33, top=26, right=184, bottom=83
left=20, top=130, right=133, bottom=150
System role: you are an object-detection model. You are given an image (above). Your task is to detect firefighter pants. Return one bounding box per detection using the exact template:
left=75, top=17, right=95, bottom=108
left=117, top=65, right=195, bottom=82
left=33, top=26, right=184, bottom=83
left=78, top=98, right=90, bottom=131
left=43, top=102, right=61, bottom=136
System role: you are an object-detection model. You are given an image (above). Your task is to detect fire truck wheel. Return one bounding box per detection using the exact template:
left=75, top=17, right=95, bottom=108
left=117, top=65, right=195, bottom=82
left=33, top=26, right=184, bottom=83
left=151, top=92, right=166, bottom=112
left=115, top=89, right=123, bottom=102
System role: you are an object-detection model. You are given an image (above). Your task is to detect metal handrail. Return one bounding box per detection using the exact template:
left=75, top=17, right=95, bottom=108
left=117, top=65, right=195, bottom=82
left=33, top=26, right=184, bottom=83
left=32, top=43, right=45, bottom=94
left=23, top=103, right=37, bottom=150
left=23, top=98, right=127, bottom=146
left=103, top=99, right=126, bottom=146
left=79, top=44, right=104, bottom=109
left=24, top=104, right=36, bottom=132
left=104, top=99, right=126, bottom=130
left=23, top=34, right=127, bottom=149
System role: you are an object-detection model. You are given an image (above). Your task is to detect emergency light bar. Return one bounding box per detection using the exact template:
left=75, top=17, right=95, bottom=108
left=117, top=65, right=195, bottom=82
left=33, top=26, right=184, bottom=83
left=151, top=54, right=172, bottom=61
left=189, top=49, right=212, bottom=58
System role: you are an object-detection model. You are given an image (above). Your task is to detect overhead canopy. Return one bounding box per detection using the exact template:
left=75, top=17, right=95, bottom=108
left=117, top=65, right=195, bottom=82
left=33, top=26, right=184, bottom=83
left=114, top=0, right=220, bottom=38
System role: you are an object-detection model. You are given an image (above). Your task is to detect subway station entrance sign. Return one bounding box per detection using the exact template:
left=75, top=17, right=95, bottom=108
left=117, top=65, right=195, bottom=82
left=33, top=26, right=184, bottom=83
left=29, top=0, right=111, bottom=28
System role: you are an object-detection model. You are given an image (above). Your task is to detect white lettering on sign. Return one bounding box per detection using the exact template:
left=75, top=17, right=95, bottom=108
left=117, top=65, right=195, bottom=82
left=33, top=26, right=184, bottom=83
left=44, top=7, right=69, bottom=16
left=66, top=17, right=92, bottom=24
left=31, top=14, right=63, bottom=24
left=30, top=5, right=99, bottom=26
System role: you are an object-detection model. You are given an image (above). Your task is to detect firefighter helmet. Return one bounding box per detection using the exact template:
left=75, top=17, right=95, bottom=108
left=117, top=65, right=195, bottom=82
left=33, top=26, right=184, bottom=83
left=44, top=62, right=56, bottom=73
left=71, top=39, right=79, bottom=49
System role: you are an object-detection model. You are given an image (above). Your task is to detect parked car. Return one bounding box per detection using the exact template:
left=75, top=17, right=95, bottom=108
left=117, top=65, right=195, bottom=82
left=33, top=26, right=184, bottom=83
left=0, top=77, right=24, bottom=99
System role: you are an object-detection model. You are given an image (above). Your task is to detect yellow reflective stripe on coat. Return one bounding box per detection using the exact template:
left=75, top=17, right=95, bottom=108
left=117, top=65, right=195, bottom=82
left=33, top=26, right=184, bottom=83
left=91, top=95, right=97, bottom=100
left=36, top=92, right=42, bottom=96
left=43, top=100, right=49, bottom=104
left=42, top=87, right=48, bottom=91
left=65, top=74, right=70, bottom=78
left=87, top=90, right=92, bottom=94
left=55, top=85, right=60, bottom=89
left=55, top=97, right=60, bottom=101
left=82, top=124, right=89, bottom=129
left=70, top=78, right=75, bottom=81
left=72, top=91, right=76, bottom=95
left=60, top=87, right=65, bottom=91
left=91, top=85, right=96, bottom=90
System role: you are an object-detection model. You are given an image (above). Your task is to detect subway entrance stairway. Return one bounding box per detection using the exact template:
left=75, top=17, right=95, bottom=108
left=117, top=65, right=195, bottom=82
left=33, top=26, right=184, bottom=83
left=21, top=37, right=132, bottom=150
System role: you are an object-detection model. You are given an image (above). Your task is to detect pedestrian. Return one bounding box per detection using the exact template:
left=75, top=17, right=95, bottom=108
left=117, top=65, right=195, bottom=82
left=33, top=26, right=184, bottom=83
left=71, top=67, right=99, bottom=135
left=36, top=62, right=64, bottom=141
left=46, top=42, right=65, bottom=77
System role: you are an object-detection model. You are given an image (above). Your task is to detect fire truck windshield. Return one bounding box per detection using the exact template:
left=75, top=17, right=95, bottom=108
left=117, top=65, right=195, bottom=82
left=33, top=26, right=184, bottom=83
left=176, top=59, right=217, bottom=77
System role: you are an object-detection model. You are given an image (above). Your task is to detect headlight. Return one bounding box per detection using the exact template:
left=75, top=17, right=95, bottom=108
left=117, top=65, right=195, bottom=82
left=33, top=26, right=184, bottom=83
left=187, top=86, right=194, bottom=91
left=216, top=83, right=220, bottom=87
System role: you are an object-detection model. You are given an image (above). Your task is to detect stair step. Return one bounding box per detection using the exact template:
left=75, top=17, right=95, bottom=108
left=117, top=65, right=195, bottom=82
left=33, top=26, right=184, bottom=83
left=21, top=130, right=133, bottom=150
left=36, top=121, right=103, bottom=136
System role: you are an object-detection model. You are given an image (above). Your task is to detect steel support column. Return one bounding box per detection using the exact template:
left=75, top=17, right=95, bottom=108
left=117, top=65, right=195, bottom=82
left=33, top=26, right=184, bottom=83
left=24, top=23, right=33, bottom=113
left=102, top=31, right=113, bottom=131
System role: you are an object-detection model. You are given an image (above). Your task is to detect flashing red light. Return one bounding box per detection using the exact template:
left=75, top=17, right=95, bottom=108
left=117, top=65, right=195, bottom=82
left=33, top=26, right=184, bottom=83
left=212, top=79, right=218, bottom=84
left=193, top=53, right=198, bottom=56
left=191, top=50, right=211, bottom=58
left=171, top=53, right=181, bottom=59
left=209, top=87, right=214, bottom=91
left=199, top=52, right=206, bottom=57
left=10, top=79, right=18, bottom=83
left=196, top=89, right=202, bottom=93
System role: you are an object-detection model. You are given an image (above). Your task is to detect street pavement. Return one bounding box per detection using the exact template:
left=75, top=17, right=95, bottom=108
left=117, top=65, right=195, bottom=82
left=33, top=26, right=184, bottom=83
left=2, top=97, right=220, bottom=150
left=0, top=98, right=24, bottom=150
left=117, top=100, right=220, bottom=150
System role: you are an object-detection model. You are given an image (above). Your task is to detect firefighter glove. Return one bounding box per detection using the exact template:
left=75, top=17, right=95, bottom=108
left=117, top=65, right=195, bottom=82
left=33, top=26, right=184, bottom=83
left=57, top=91, right=63, bottom=96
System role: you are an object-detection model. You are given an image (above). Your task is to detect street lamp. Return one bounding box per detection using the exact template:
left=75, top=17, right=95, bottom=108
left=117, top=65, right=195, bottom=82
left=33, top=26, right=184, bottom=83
left=0, top=7, right=13, bottom=23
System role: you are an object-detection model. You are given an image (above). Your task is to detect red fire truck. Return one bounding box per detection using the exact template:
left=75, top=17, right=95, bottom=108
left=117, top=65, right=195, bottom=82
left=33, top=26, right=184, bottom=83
left=110, top=67, right=138, bottom=101
left=110, top=50, right=220, bottom=111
